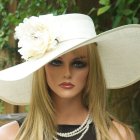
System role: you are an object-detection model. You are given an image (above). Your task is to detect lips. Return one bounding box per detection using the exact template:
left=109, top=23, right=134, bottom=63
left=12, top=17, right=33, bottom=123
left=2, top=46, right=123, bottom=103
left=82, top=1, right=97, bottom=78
left=59, top=82, right=75, bottom=89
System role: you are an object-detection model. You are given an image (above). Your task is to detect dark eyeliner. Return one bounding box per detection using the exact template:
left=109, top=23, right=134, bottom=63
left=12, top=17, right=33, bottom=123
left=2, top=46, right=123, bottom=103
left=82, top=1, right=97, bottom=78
left=72, top=60, right=87, bottom=68
left=49, top=59, right=62, bottom=66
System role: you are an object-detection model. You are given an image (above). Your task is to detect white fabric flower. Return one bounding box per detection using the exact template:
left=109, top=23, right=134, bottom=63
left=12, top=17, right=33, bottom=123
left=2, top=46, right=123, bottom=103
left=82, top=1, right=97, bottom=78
left=14, top=14, right=58, bottom=60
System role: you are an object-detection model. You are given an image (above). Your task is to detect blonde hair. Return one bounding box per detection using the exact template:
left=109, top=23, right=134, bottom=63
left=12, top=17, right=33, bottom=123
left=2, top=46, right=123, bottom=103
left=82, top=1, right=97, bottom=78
left=15, top=43, right=131, bottom=140
left=16, top=68, right=56, bottom=140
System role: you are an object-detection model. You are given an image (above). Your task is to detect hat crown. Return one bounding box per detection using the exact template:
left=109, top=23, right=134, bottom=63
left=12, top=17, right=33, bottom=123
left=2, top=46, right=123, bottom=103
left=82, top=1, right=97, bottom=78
left=53, top=14, right=97, bottom=40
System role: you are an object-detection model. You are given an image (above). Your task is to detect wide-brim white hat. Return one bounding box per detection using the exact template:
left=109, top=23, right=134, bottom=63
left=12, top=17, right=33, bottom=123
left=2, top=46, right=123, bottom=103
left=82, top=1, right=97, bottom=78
left=0, top=13, right=140, bottom=105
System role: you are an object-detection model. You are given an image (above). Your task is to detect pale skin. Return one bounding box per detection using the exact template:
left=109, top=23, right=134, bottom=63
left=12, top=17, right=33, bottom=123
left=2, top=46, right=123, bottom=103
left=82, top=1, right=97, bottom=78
left=0, top=48, right=136, bottom=140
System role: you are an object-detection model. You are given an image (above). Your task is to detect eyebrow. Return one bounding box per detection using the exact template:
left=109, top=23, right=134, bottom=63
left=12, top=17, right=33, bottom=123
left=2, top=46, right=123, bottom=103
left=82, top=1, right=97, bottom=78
left=57, top=56, right=87, bottom=60
left=73, top=56, right=87, bottom=60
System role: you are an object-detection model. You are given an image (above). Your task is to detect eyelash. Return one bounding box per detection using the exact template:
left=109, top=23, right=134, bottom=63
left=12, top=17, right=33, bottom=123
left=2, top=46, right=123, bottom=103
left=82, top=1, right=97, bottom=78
left=72, top=61, right=87, bottom=68
left=49, top=60, right=87, bottom=68
left=49, top=60, right=62, bottom=66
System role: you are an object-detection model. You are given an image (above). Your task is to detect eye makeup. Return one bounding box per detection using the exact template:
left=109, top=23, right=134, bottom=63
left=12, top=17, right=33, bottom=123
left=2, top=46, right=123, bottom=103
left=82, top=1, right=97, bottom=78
left=49, top=59, right=63, bottom=66
left=49, top=56, right=88, bottom=68
left=71, top=60, right=87, bottom=68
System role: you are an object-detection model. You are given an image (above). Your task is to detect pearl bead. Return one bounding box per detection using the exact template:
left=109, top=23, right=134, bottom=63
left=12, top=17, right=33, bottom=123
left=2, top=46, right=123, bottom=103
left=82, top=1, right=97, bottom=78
left=54, top=114, right=92, bottom=140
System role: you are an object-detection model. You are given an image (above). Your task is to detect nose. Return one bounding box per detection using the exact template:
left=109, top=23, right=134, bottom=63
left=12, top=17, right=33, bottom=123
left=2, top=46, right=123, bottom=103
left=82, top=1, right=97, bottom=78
left=63, top=64, right=72, bottom=79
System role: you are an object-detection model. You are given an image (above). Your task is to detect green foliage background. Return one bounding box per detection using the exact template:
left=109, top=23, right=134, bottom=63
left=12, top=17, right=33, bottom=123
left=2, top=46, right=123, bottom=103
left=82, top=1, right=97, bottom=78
left=0, top=0, right=140, bottom=139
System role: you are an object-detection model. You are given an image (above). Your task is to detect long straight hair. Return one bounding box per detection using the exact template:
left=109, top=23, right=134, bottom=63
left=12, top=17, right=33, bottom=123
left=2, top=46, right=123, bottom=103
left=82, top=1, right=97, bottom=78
left=15, top=43, right=130, bottom=140
left=15, top=67, right=56, bottom=140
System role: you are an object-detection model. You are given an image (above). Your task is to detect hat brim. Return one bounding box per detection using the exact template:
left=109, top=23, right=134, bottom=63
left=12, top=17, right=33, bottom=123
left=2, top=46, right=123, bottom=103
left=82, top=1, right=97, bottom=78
left=0, top=24, right=140, bottom=105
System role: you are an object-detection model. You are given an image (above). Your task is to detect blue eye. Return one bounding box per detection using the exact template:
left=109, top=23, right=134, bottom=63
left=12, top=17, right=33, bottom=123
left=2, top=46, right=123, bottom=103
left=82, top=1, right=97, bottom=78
left=49, top=59, right=62, bottom=66
left=72, top=61, right=87, bottom=68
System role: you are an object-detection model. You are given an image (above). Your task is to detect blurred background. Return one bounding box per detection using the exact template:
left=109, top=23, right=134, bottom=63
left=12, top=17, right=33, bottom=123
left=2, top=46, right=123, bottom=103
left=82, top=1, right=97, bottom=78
left=0, top=0, right=140, bottom=139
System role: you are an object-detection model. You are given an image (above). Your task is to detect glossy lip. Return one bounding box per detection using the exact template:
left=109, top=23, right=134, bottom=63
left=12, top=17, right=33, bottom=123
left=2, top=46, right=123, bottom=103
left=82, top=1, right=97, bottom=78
left=59, top=82, right=75, bottom=89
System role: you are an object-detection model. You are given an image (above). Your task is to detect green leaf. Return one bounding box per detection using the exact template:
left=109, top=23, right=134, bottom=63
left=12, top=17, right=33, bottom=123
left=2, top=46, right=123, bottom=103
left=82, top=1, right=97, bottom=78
left=115, top=0, right=125, bottom=8
left=0, top=3, right=4, bottom=11
left=126, top=18, right=132, bottom=24
left=112, top=15, right=122, bottom=28
left=0, top=31, right=4, bottom=37
left=123, top=9, right=133, bottom=16
left=0, top=42, right=4, bottom=49
left=132, top=17, right=139, bottom=24
left=88, top=7, right=96, bottom=15
left=99, top=0, right=110, bottom=5
left=25, top=105, right=30, bottom=112
left=133, top=3, right=140, bottom=17
left=97, top=5, right=111, bottom=16
left=127, top=0, right=135, bottom=5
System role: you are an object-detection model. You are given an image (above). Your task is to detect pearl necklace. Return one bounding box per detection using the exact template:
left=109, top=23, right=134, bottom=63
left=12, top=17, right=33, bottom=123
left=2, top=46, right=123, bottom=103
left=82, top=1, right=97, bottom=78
left=54, top=114, right=92, bottom=140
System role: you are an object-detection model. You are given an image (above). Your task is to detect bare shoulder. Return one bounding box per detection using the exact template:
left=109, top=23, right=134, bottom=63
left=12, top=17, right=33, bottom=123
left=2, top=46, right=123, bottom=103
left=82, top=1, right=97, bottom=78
left=109, top=121, right=136, bottom=140
left=0, top=121, right=19, bottom=140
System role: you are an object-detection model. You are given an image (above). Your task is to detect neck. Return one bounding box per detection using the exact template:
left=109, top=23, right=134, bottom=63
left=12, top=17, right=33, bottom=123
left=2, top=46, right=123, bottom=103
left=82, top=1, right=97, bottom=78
left=52, top=94, right=88, bottom=125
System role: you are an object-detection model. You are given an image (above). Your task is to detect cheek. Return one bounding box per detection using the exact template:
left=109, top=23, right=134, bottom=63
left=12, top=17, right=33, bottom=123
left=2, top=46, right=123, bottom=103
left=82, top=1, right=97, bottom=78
left=45, top=67, right=58, bottom=86
left=46, top=72, right=53, bottom=83
left=74, top=69, right=89, bottom=83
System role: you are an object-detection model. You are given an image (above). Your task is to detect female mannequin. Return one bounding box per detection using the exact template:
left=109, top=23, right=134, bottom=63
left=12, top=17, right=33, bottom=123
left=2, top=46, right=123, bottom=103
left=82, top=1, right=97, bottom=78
left=0, top=13, right=139, bottom=140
